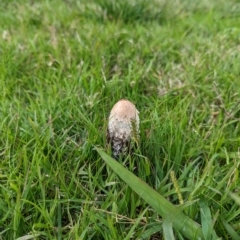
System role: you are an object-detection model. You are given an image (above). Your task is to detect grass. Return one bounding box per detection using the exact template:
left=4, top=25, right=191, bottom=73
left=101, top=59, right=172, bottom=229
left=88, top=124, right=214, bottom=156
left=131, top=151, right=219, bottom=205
left=0, top=0, right=240, bottom=239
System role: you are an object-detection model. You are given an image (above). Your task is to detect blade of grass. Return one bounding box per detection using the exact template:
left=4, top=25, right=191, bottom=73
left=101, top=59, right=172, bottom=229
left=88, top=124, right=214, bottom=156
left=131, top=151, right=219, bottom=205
left=199, top=198, right=218, bottom=240
left=140, top=224, right=162, bottom=239
left=221, top=217, right=240, bottom=240
left=95, top=147, right=204, bottom=240
left=163, top=219, right=175, bottom=240
left=15, top=234, right=41, bottom=240
left=124, top=208, right=148, bottom=240
left=229, top=192, right=240, bottom=206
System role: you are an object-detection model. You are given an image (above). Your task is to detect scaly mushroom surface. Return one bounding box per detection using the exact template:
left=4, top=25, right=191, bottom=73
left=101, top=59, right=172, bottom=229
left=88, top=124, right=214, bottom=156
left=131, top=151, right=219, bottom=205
left=107, top=99, right=139, bottom=158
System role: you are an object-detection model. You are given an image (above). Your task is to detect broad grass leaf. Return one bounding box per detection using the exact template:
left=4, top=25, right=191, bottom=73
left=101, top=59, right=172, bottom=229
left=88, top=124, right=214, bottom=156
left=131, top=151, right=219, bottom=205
left=163, top=220, right=175, bottom=240
left=199, top=199, right=218, bottom=240
left=95, top=147, right=204, bottom=240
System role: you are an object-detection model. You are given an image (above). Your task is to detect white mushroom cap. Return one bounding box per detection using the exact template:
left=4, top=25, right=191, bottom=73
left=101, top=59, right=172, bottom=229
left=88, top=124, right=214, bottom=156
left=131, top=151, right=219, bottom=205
left=107, top=99, right=139, bottom=158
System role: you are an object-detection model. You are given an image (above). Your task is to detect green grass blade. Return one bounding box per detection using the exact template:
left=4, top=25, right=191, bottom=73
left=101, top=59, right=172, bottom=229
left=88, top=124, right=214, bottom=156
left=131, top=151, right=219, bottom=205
left=15, top=234, right=41, bottom=240
left=163, top=219, right=175, bottom=240
left=229, top=192, right=240, bottom=206
left=199, top=199, right=218, bottom=240
left=140, top=224, right=162, bottom=239
left=221, top=217, right=240, bottom=240
left=95, top=147, right=204, bottom=240
left=124, top=208, right=148, bottom=240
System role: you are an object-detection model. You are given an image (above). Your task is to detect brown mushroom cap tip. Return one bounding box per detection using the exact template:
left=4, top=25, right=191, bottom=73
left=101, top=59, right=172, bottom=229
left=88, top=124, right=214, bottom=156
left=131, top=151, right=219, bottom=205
left=109, top=99, right=139, bottom=120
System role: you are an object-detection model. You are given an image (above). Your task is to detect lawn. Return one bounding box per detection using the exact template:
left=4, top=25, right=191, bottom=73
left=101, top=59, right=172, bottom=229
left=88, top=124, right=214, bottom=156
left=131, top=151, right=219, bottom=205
left=0, top=0, right=240, bottom=239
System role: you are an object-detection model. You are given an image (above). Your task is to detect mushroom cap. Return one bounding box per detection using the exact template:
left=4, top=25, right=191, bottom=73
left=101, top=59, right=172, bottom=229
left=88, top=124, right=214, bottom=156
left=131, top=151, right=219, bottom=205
left=109, top=99, right=138, bottom=121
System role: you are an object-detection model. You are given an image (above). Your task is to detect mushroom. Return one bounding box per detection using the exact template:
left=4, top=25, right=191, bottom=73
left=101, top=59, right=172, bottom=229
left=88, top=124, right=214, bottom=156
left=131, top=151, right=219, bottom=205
left=107, top=99, right=140, bottom=159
